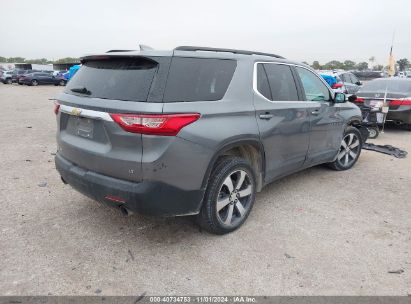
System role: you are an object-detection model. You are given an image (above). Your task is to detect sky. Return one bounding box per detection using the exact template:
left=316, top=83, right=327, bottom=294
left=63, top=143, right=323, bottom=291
left=0, top=0, right=410, bottom=65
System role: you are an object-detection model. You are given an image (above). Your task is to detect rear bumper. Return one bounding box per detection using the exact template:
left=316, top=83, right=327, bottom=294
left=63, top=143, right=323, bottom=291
left=55, top=153, right=204, bottom=216
left=387, top=106, right=411, bottom=124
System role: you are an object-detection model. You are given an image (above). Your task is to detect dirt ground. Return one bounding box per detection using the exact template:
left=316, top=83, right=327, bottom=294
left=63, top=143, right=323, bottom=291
left=0, top=84, right=410, bottom=296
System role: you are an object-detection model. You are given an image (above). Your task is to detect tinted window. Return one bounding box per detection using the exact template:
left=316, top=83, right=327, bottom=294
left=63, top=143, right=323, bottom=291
left=163, top=57, right=236, bottom=102
left=65, top=58, right=158, bottom=102
left=296, top=67, right=332, bottom=102
left=263, top=64, right=299, bottom=101
left=361, top=79, right=411, bottom=94
left=256, top=64, right=272, bottom=100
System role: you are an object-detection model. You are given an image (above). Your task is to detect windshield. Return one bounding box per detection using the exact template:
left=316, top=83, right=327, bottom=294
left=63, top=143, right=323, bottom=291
left=65, top=57, right=158, bottom=102
left=361, top=79, right=411, bottom=94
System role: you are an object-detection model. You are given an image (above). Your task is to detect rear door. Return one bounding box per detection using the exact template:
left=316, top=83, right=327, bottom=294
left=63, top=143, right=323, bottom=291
left=56, top=56, right=170, bottom=182
left=294, top=66, right=345, bottom=165
left=253, top=62, right=310, bottom=182
left=37, top=72, right=51, bottom=84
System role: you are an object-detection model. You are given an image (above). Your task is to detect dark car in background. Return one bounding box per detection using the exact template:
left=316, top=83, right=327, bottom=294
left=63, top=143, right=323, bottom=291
left=352, top=71, right=383, bottom=82
left=10, top=69, right=27, bottom=83
left=15, top=69, right=39, bottom=84
left=19, top=72, right=67, bottom=86
left=353, top=78, right=411, bottom=129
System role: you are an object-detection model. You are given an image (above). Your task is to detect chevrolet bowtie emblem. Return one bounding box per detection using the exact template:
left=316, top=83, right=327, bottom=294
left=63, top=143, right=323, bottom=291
left=71, top=108, right=82, bottom=116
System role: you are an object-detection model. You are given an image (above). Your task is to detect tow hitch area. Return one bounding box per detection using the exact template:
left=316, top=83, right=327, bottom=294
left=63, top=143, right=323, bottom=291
left=362, top=143, right=407, bottom=159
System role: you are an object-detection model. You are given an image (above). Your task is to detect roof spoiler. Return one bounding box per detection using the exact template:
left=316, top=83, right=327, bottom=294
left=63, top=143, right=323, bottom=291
left=106, top=45, right=154, bottom=53
left=174, top=46, right=285, bottom=59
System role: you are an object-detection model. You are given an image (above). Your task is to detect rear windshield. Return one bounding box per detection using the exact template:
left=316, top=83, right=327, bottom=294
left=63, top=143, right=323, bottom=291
left=163, top=57, right=236, bottom=102
left=361, top=79, right=411, bottom=94
left=65, top=58, right=158, bottom=102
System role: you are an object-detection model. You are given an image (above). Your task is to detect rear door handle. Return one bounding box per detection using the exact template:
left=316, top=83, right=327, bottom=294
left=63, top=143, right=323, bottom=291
left=311, top=110, right=320, bottom=116
left=259, top=113, right=274, bottom=120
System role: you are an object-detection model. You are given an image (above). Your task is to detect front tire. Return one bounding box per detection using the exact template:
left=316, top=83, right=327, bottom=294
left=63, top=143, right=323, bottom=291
left=31, top=80, right=38, bottom=86
left=329, top=126, right=362, bottom=171
left=197, top=157, right=256, bottom=235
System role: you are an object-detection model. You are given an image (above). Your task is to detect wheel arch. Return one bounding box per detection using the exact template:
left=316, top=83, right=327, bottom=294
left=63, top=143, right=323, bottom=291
left=201, top=138, right=265, bottom=192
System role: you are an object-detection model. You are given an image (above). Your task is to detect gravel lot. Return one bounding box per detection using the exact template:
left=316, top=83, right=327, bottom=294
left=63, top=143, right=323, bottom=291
left=0, top=84, right=410, bottom=296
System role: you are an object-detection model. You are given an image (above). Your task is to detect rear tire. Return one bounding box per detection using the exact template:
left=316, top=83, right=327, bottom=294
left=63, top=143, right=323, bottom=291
left=196, top=157, right=256, bottom=235
left=31, top=80, right=38, bottom=86
left=328, top=126, right=362, bottom=171
left=6, top=78, right=12, bottom=84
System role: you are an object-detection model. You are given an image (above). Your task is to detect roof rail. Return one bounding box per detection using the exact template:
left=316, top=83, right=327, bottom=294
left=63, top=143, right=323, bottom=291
left=174, top=46, right=285, bottom=59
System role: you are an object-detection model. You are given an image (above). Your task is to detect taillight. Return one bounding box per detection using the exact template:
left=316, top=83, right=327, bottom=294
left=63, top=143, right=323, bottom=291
left=110, top=113, right=200, bottom=136
left=355, top=97, right=365, bottom=103
left=391, top=99, right=411, bottom=106
left=332, top=83, right=343, bottom=89
left=53, top=101, right=60, bottom=115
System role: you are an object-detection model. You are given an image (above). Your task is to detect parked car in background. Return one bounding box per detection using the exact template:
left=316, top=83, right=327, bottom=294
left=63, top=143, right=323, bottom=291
left=11, top=69, right=28, bottom=83
left=319, top=72, right=344, bottom=93
left=323, top=70, right=363, bottom=95
left=352, top=70, right=383, bottom=82
left=319, top=70, right=363, bottom=95
left=19, top=72, right=67, bottom=86
left=1, top=70, right=13, bottom=84
left=53, top=70, right=67, bottom=77
left=15, top=69, right=40, bottom=84
left=54, top=46, right=364, bottom=235
left=353, top=78, right=411, bottom=130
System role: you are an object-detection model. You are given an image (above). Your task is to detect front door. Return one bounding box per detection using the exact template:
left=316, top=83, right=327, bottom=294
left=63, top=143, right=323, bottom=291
left=253, top=62, right=310, bottom=182
left=294, top=66, right=345, bottom=165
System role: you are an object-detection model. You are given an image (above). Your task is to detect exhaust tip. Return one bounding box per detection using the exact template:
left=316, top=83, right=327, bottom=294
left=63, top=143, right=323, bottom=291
left=119, top=206, right=133, bottom=217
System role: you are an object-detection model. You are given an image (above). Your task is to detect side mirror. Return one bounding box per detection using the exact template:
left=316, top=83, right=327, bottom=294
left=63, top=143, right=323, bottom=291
left=334, top=92, right=346, bottom=103
left=348, top=94, right=357, bottom=103
left=356, top=81, right=362, bottom=86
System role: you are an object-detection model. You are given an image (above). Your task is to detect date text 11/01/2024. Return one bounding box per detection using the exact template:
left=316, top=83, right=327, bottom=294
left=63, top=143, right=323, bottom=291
left=149, top=296, right=257, bottom=303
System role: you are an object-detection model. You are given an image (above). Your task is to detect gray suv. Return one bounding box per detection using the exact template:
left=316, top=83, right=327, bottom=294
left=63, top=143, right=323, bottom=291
left=55, top=46, right=364, bottom=234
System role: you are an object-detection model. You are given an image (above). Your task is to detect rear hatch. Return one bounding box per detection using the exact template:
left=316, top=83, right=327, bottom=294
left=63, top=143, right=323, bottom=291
left=56, top=55, right=170, bottom=182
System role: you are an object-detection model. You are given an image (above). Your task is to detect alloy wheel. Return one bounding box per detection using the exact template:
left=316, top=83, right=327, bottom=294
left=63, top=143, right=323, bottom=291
left=216, top=170, right=253, bottom=227
left=337, top=133, right=360, bottom=167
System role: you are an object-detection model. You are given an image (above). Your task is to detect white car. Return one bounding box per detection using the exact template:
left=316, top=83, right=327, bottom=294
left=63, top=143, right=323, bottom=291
left=0, top=70, right=13, bottom=84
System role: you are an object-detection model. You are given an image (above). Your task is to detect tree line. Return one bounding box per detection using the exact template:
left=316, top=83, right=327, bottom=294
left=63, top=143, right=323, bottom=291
left=0, top=57, right=80, bottom=64
left=307, top=58, right=410, bottom=71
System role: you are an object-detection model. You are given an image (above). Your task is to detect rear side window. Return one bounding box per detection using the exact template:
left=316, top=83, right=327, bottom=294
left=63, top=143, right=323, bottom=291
left=255, top=63, right=299, bottom=101
left=263, top=64, right=299, bottom=101
left=163, top=57, right=236, bottom=102
left=65, top=58, right=158, bottom=102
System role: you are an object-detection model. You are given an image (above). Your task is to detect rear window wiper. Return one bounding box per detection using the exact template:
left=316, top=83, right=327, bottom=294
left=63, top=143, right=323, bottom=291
left=70, top=87, right=92, bottom=95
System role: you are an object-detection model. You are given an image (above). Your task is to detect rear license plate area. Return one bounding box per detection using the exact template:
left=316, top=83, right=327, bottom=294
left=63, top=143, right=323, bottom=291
left=75, top=117, right=94, bottom=139
left=368, top=100, right=379, bottom=107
